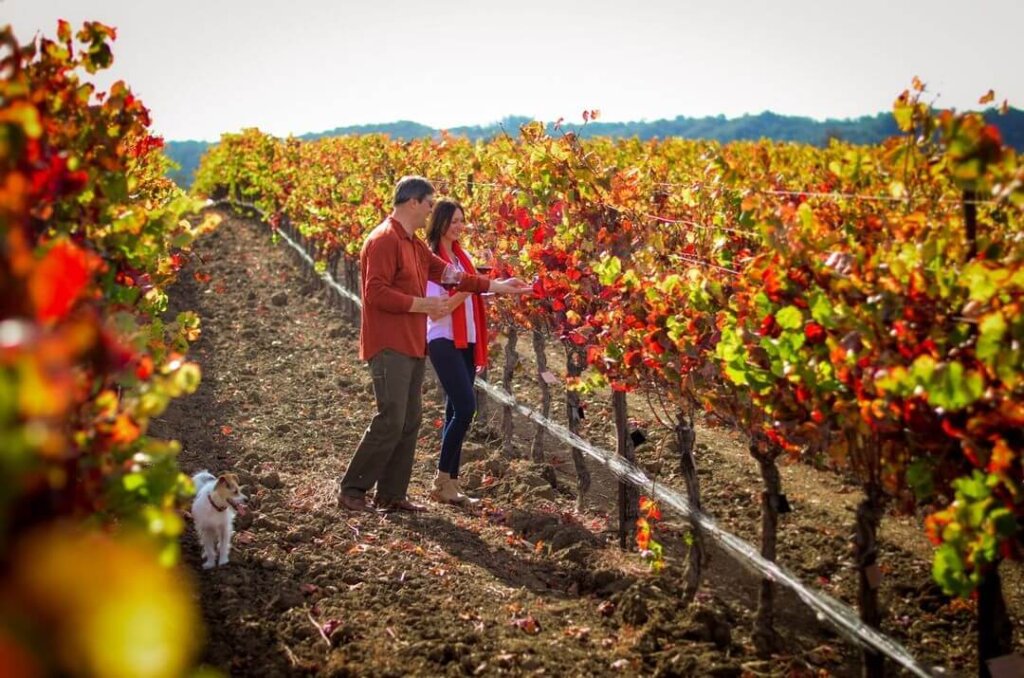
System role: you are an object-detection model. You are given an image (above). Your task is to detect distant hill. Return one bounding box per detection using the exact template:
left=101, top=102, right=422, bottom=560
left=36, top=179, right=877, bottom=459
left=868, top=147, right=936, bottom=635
left=300, top=120, right=436, bottom=141
left=301, top=113, right=905, bottom=146
left=164, top=139, right=213, bottom=187
left=165, top=108, right=1024, bottom=188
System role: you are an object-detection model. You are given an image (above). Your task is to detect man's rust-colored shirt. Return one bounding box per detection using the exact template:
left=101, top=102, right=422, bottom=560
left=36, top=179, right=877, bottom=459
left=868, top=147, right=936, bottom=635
left=359, top=217, right=489, bottom=360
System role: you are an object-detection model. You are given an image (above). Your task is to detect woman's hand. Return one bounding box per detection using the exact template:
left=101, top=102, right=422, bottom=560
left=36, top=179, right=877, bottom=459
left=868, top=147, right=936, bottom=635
left=449, top=291, right=472, bottom=308
left=488, top=277, right=532, bottom=294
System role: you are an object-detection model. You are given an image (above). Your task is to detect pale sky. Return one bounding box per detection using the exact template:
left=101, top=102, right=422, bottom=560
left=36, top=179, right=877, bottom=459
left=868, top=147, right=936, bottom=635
left=6, top=0, right=1022, bottom=141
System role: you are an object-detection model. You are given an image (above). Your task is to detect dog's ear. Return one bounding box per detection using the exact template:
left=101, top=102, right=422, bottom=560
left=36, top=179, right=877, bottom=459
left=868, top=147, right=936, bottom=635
left=216, top=476, right=227, bottom=486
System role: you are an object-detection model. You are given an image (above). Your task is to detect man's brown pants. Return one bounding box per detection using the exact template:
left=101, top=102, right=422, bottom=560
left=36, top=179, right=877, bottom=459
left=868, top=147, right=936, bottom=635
left=340, top=349, right=425, bottom=503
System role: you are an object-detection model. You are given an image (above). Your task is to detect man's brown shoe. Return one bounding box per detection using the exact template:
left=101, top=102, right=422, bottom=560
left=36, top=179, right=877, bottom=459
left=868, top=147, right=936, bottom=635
left=376, top=497, right=428, bottom=513
left=338, top=493, right=374, bottom=513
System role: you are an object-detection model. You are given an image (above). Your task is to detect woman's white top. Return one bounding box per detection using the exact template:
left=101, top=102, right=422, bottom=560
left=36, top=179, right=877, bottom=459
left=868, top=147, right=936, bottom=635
left=426, top=256, right=477, bottom=344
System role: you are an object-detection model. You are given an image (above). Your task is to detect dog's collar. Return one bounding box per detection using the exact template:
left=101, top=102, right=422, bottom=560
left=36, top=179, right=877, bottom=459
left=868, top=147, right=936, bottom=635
left=208, top=494, right=229, bottom=512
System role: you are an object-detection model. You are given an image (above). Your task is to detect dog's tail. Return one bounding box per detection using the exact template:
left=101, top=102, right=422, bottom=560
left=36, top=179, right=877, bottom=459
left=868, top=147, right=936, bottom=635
left=191, top=470, right=217, bottom=489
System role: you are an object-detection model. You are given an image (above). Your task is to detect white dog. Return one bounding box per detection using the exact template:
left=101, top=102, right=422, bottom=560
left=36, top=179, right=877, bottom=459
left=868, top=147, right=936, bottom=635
left=191, top=470, right=246, bottom=569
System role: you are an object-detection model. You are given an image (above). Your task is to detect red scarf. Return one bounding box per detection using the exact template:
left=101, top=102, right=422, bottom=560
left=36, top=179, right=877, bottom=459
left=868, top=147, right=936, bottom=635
left=437, top=242, right=488, bottom=369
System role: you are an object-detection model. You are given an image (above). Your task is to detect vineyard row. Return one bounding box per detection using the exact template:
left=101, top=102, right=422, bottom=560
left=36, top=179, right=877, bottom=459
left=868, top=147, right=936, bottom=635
left=192, top=89, right=1023, bottom=674
left=234, top=196, right=937, bottom=675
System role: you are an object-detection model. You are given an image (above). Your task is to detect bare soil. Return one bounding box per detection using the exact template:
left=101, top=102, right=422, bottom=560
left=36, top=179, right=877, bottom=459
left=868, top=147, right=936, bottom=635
left=151, top=211, right=1023, bottom=677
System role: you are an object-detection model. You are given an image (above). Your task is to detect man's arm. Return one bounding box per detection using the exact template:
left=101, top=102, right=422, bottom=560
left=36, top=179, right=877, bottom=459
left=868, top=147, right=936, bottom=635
left=365, top=237, right=449, bottom=316
left=363, top=237, right=415, bottom=312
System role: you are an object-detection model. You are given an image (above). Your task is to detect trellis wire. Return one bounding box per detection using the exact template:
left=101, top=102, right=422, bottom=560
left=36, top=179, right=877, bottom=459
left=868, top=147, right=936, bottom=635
left=208, top=198, right=941, bottom=677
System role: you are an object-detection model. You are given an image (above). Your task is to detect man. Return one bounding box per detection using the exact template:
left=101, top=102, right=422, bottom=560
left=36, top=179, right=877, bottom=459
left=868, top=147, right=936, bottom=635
left=338, top=176, right=530, bottom=512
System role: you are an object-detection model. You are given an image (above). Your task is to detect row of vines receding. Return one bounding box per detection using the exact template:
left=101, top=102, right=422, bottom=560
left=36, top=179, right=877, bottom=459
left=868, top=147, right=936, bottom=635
left=193, top=83, right=1023, bottom=675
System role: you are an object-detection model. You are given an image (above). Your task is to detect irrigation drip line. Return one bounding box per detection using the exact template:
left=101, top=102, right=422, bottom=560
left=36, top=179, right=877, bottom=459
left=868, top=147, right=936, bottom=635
left=209, top=198, right=940, bottom=677
left=473, top=380, right=935, bottom=678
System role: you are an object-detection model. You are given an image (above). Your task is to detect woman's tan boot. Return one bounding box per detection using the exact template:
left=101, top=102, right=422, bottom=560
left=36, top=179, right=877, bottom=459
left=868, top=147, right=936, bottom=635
left=449, top=476, right=480, bottom=507
left=431, top=471, right=458, bottom=503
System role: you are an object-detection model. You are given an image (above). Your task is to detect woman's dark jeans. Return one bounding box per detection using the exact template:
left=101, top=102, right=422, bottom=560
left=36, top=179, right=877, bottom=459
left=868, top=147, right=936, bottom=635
left=428, top=338, right=476, bottom=478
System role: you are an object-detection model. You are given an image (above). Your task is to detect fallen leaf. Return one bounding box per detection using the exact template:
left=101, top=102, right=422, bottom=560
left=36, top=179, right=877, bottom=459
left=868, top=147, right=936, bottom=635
left=511, top=615, right=541, bottom=635
left=563, top=626, right=591, bottom=641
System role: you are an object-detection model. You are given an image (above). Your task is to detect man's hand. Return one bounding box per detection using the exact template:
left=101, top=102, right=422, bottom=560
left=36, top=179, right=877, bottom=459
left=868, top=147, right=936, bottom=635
left=411, top=296, right=449, bottom=317
left=488, top=277, right=532, bottom=294
left=427, top=292, right=471, bottom=320
left=412, top=293, right=473, bottom=320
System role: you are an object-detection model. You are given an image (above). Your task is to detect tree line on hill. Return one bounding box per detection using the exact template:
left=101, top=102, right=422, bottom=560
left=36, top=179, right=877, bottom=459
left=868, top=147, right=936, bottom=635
left=165, top=108, right=1024, bottom=187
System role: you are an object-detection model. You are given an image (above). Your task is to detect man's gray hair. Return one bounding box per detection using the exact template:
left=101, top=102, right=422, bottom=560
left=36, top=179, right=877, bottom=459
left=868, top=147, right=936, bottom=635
left=393, top=176, right=434, bottom=206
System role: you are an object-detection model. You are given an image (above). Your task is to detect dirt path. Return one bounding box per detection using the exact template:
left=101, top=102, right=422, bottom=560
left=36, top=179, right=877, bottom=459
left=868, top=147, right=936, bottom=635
left=152, top=212, right=1021, bottom=677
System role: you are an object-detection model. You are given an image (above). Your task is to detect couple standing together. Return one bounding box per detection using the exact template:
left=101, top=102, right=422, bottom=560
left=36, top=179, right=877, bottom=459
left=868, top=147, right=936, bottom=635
left=337, top=176, right=531, bottom=513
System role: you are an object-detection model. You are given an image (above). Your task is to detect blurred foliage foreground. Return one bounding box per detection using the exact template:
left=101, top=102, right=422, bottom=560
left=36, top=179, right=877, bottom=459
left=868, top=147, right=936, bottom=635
left=1, top=21, right=218, bottom=678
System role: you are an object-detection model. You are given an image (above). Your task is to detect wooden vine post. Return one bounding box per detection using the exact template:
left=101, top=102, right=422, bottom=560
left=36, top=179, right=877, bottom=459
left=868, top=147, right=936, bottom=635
left=501, top=326, right=519, bottom=458
left=530, top=326, right=551, bottom=464
left=851, top=432, right=885, bottom=678
left=612, top=390, right=639, bottom=550
left=748, top=431, right=783, bottom=655
left=675, top=408, right=707, bottom=607
left=564, top=345, right=591, bottom=511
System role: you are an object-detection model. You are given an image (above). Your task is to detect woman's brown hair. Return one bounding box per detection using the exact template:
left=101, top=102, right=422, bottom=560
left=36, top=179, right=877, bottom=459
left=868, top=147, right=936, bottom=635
left=425, top=197, right=464, bottom=254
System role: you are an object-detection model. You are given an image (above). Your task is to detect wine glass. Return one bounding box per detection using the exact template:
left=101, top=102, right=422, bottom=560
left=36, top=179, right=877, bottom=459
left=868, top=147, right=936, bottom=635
left=440, top=264, right=463, bottom=290
left=476, top=247, right=494, bottom=276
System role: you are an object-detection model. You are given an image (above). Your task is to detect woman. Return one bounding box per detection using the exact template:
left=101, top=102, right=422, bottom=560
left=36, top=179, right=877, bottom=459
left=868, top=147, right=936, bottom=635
left=425, top=198, right=489, bottom=506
